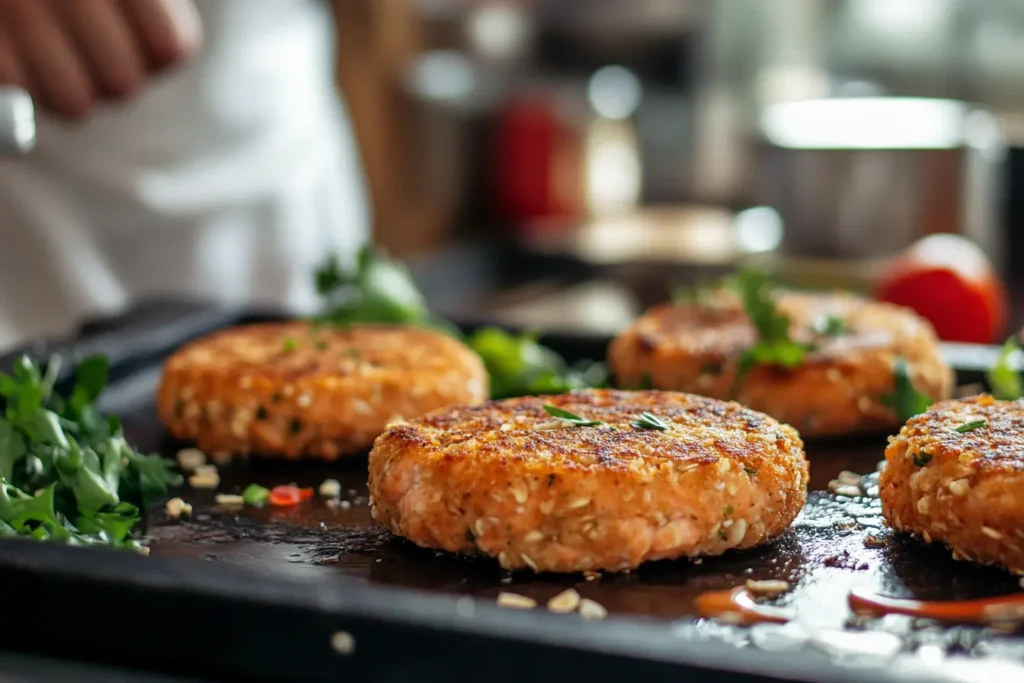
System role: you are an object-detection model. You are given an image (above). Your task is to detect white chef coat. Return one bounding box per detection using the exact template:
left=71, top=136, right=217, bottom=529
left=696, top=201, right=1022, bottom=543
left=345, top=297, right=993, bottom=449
left=0, top=0, right=370, bottom=352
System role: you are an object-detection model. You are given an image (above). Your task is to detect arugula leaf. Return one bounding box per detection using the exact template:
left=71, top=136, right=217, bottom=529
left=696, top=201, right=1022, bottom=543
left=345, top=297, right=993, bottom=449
left=542, top=404, right=604, bottom=427
left=881, top=358, right=933, bottom=422
left=728, top=270, right=814, bottom=397
left=954, top=420, right=986, bottom=433
left=987, top=337, right=1023, bottom=400
left=314, top=248, right=609, bottom=400
left=0, top=355, right=182, bottom=550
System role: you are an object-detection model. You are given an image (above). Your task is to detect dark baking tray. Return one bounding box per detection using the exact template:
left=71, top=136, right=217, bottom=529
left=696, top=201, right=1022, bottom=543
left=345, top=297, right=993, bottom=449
left=1, top=252, right=1022, bottom=682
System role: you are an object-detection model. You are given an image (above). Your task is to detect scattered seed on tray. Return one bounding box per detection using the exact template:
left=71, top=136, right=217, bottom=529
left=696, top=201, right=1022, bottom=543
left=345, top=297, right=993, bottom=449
left=330, top=631, right=356, bottom=655
left=746, top=579, right=790, bottom=596
left=319, top=479, right=341, bottom=499
left=547, top=588, right=581, bottom=614
left=189, top=472, right=220, bottom=489
left=166, top=497, right=192, bottom=519
left=214, top=494, right=245, bottom=507
left=496, top=592, right=537, bottom=610
left=176, top=448, right=206, bottom=471
left=579, top=599, right=608, bottom=620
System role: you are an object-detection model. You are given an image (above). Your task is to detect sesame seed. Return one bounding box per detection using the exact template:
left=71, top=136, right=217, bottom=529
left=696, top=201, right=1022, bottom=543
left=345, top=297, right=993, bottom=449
left=175, top=448, right=206, bottom=471
left=578, top=599, right=608, bottom=620
left=297, top=393, right=313, bottom=408
left=474, top=519, right=487, bottom=537
left=352, top=399, right=373, bottom=415
left=521, top=554, right=538, bottom=571
left=165, top=497, right=192, bottom=519
left=524, top=530, right=545, bottom=543
left=339, top=500, right=352, bottom=510
left=137, top=545, right=151, bottom=556
left=709, top=521, right=722, bottom=540
left=215, top=494, right=245, bottom=507
left=567, top=497, right=591, bottom=510
left=982, top=526, right=1003, bottom=540
left=745, top=579, right=790, bottom=596
left=498, top=551, right=511, bottom=568
left=539, top=499, right=555, bottom=514
left=948, top=479, right=970, bottom=496
left=319, top=479, right=341, bottom=499
left=188, top=473, right=220, bottom=489
left=916, top=497, right=931, bottom=514
left=583, top=571, right=601, bottom=582
left=510, top=481, right=529, bottom=504
left=547, top=588, right=581, bottom=613
left=857, top=396, right=873, bottom=414
left=497, top=592, right=536, bottom=609
left=282, top=385, right=295, bottom=397
left=727, top=518, right=747, bottom=546
left=330, top=631, right=356, bottom=655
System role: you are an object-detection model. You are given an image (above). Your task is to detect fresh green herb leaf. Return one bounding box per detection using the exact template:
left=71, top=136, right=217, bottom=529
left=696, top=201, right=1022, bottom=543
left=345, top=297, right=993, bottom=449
left=743, top=466, right=758, bottom=476
left=631, top=411, right=669, bottom=431
left=0, top=355, right=181, bottom=550
left=987, top=337, right=1023, bottom=400
left=881, top=358, right=933, bottom=422
left=813, top=314, right=846, bottom=338
left=282, top=338, right=298, bottom=352
left=242, top=484, right=270, bottom=506
left=723, top=504, right=734, bottom=516
left=728, top=270, right=815, bottom=397
left=634, top=373, right=655, bottom=390
left=912, top=452, right=932, bottom=467
left=542, top=404, right=603, bottom=428
left=954, top=420, right=986, bottom=433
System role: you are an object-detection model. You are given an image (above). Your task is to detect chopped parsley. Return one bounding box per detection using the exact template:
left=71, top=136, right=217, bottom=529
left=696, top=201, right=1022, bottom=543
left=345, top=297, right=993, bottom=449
left=987, top=337, right=1023, bottom=400
left=813, top=314, right=846, bottom=338
left=542, top=404, right=603, bottom=428
left=729, top=270, right=815, bottom=397
left=723, top=504, right=734, bottom=516
left=631, top=411, right=669, bottom=431
left=881, top=358, right=933, bottom=421
left=743, top=466, right=758, bottom=476
left=954, top=420, right=986, bottom=434
left=282, top=338, right=298, bottom=352
left=0, top=355, right=180, bottom=550
left=242, top=484, right=270, bottom=506
left=912, top=452, right=932, bottom=467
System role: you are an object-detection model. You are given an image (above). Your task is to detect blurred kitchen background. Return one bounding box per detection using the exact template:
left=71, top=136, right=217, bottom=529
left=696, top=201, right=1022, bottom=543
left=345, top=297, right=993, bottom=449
left=337, top=0, right=1024, bottom=336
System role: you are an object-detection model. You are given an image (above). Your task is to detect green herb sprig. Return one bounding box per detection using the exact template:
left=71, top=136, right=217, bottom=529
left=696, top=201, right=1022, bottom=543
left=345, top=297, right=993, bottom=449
left=314, top=247, right=609, bottom=399
left=954, top=420, right=986, bottom=433
left=881, top=358, right=933, bottom=422
left=631, top=412, right=669, bottom=431
left=542, top=404, right=604, bottom=428
left=987, top=337, right=1023, bottom=400
left=0, top=356, right=181, bottom=550
left=729, top=270, right=815, bottom=397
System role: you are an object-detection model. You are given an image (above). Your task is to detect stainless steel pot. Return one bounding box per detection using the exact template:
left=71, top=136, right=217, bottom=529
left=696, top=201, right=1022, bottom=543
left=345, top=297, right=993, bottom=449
left=0, top=86, right=36, bottom=155
left=749, top=97, right=1007, bottom=270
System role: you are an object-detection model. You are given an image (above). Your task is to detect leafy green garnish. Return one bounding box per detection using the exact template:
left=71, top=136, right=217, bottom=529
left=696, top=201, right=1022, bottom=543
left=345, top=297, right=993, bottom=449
left=954, top=420, right=986, bottom=434
left=723, top=504, right=734, bottom=516
left=987, top=337, right=1023, bottom=400
left=813, top=314, right=846, bottom=338
left=881, top=358, right=933, bottom=422
left=242, top=484, right=270, bottom=506
left=314, top=248, right=609, bottom=400
left=542, top=404, right=603, bottom=428
left=0, top=356, right=181, bottom=550
left=631, top=411, right=669, bottom=431
left=912, top=452, right=932, bottom=467
left=282, top=338, right=298, bottom=352
left=729, top=270, right=814, bottom=397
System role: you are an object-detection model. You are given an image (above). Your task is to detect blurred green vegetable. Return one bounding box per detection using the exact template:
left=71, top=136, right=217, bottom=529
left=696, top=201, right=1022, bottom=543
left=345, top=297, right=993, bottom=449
left=987, top=337, right=1023, bottom=400
left=881, top=358, right=933, bottom=422
left=314, top=248, right=608, bottom=399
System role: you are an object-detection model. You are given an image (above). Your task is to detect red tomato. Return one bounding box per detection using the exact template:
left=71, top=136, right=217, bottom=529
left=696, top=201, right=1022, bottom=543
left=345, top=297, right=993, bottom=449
left=269, top=485, right=302, bottom=507
left=875, top=234, right=1007, bottom=344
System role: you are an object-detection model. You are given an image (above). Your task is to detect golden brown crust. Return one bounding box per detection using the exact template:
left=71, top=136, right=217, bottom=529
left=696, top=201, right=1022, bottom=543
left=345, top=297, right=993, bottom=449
left=156, top=322, right=489, bottom=459
left=369, top=389, right=809, bottom=573
left=608, top=291, right=954, bottom=437
left=880, top=394, right=1024, bottom=574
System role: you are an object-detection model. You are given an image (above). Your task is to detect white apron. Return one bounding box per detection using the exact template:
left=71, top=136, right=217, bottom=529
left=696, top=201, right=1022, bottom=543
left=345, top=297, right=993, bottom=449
left=0, top=0, right=370, bottom=352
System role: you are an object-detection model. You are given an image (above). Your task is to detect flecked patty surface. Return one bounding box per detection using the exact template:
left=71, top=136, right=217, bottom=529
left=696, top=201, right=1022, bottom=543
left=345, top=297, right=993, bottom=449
left=880, top=395, right=1024, bottom=574
left=608, top=291, right=953, bottom=437
left=156, top=322, right=489, bottom=459
left=369, top=389, right=809, bottom=573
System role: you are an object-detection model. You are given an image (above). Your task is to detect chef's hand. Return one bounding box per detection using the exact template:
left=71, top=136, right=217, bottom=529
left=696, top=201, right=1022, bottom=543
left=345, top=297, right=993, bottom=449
left=0, top=0, right=201, bottom=119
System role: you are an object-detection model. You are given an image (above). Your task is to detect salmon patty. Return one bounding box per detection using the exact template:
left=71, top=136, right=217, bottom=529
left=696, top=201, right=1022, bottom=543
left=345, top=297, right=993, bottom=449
left=156, top=322, right=488, bottom=459
left=880, top=395, right=1024, bottom=574
left=369, top=389, right=809, bottom=573
left=608, top=291, right=953, bottom=438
